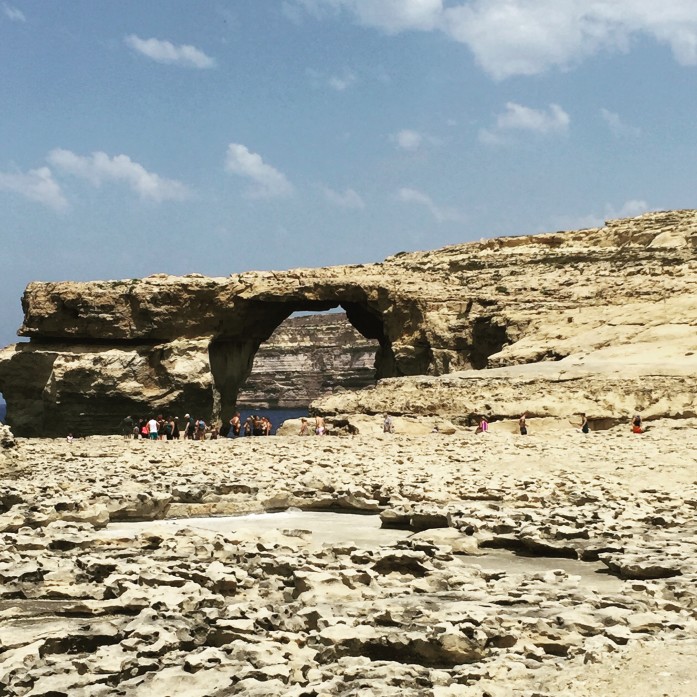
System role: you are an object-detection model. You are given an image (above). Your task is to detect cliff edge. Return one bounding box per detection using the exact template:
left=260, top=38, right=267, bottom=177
left=1, top=209, right=696, bottom=435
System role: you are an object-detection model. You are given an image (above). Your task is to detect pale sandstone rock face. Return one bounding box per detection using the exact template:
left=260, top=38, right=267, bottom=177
left=1, top=209, right=696, bottom=435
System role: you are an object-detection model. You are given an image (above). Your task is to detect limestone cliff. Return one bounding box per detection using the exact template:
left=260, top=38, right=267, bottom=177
left=1, top=209, right=696, bottom=435
left=236, top=313, right=377, bottom=408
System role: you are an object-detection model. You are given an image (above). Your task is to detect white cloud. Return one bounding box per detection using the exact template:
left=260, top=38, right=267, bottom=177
left=480, top=102, right=569, bottom=144
left=0, top=166, right=68, bottom=211
left=294, top=0, right=443, bottom=32
left=2, top=3, right=25, bottom=22
left=392, top=129, right=423, bottom=151
left=225, top=144, right=293, bottom=199
left=397, top=187, right=465, bottom=223
left=600, top=108, right=641, bottom=137
left=291, top=1, right=697, bottom=78
left=124, top=35, right=216, bottom=69
left=47, top=149, right=190, bottom=202
left=328, top=70, right=357, bottom=91
left=390, top=128, right=442, bottom=151
left=322, top=185, right=365, bottom=208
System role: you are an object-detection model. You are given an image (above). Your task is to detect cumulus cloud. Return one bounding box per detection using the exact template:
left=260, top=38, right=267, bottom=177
left=600, top=108, right=641, bottom=137
left=124, top=35, right=216, bottom=69
left=0, top=166, right=67, bottom=211
left=480, top=102, right=569, bottom=144
left=47, top=149, right=190, bottom=202
left=295, top=0, right=443, bottom=32
left=291, top=1, right=697, bottom=78
left=3, top=3, right=25, bottom=21
left=322, top=185, right=365, bottom=208
left=225, top=144, right=293, bottom=198
left=397, top=187, right=465, bottom=223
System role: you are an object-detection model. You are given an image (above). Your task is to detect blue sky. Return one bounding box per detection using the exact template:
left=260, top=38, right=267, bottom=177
left=2, top=0, right=697, bottom=354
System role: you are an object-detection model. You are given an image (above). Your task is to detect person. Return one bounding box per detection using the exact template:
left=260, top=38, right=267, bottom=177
left=580, top=413, right=590, bottom=434
left=196, top=418, right=207, bottom=441
left=66, top=433, right=73, bottom=444
left=183, top=414, right=195, bottom=440
left=243, top=416, right=254, bottom=436
left=147, top=416, right=159, bottom=441
left=228, top=412, right=241, bottom=438
left=299, top=418, right=310, bottom=436
left=164, top=416, right=175, bottom=441
left=315, top=415, right=326, bottom=436
left=119, top=415, right=134, bottom=439
left=383, top=414, right=394, bottom=433
left=519, top=412, right=528, bottom=435
left=261, top=416, right=272, bottom=435
left=475, top=416, right=488, bottom=434
left=631, top=414, right=643, bottom=434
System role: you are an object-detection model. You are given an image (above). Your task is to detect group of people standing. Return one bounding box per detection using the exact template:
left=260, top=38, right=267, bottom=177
left=120, top=415, right=180, bottom=440
left=119, top=412, right=274, bottom=441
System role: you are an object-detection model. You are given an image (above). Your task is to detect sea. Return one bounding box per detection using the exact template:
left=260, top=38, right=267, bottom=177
left=0, top=402, right=307, bottom=436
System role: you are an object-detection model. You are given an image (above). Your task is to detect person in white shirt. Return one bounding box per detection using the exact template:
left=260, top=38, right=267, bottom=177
left=147, top=417, right=159, bottom=440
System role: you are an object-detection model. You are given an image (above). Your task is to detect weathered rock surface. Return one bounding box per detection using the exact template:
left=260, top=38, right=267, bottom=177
left=1, top=209, right=696, bottom=435
left=0, top=427, right=696, bottom=695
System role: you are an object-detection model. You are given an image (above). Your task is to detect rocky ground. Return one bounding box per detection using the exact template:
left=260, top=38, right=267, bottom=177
left=0, top=422, right=696, bottom=696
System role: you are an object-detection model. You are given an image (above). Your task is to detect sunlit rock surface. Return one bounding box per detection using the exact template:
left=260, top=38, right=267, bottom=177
left=0, top=427, right=696, bottom=695
left=1, top=209, right=696, bottom=435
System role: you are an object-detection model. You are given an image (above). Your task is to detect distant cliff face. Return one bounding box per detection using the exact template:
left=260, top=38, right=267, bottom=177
left=1, top=209, right=696, bottom=435
left=236, top=313, right=377, bottom=408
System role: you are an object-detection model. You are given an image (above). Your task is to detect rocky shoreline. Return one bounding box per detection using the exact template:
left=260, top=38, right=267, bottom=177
left=1, top=423, right=695, bottom=695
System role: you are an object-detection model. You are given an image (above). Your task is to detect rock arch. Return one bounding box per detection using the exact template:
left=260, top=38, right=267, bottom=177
left=207, top=298, right=399, bottom=420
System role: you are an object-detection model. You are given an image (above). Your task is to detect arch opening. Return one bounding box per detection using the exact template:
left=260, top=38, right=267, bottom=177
left=208, top=299, right=396, bottom=421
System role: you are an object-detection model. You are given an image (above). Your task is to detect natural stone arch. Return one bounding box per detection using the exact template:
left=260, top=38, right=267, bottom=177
left=207, top=297, right=399, bottom=421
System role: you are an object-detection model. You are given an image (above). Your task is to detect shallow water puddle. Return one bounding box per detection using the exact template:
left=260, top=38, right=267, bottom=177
left=107, top=511, right=625, bottom=592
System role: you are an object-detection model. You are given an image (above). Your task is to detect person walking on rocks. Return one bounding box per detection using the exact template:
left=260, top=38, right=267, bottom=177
left=631, top=413, right=644, bottom=434
left=518, top=412, right=528, bottom=435
left=383, top=414, right=394, bottom=433
left=476, top=415, right=488, bottom=434
left=315, top=415, right=326, bottom=436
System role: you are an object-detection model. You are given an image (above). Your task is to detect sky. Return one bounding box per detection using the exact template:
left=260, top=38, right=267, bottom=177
left=2, top=0, right=697, bottom=356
